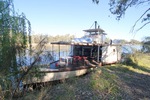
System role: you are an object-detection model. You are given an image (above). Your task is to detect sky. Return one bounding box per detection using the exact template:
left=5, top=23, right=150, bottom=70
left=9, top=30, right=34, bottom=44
left=13, top=0, right=150, bottom=41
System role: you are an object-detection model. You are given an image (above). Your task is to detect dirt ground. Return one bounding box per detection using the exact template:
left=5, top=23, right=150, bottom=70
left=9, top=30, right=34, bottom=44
left=106, top=65, right=150, bottom=100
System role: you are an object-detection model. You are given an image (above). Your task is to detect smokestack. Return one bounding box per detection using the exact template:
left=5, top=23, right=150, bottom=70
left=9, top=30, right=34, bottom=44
left=95, top=21, right=97, bottom=29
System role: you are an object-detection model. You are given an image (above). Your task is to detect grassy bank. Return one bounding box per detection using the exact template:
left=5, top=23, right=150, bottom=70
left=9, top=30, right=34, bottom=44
left=15, top=53, right=150, bottom=100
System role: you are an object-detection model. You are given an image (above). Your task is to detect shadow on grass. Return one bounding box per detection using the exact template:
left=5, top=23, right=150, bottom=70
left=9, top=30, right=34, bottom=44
left=107, top=64, right=150, bottom=99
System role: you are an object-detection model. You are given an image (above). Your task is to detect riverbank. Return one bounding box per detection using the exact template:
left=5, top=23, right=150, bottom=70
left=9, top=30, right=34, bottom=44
left=14, top=53, right=150, bottom=100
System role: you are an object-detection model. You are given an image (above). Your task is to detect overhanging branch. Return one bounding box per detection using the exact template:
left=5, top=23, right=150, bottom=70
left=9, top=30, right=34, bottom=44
left=130, top=7, right=150, bottom=33
left=136, top=21, right=150, bottom=32
left=137, top=0, right=150, bottom=5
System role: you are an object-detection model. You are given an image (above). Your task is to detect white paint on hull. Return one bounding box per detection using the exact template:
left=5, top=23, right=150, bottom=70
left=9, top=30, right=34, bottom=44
left=23, top=68, right=90, bottom=85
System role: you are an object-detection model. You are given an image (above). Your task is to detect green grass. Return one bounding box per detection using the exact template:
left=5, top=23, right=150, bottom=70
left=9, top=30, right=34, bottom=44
left=123, top=53, right=150, bottom=74
left=90, top=67, right=121, bottom=99
left=133, top=53, right=150, bottom=69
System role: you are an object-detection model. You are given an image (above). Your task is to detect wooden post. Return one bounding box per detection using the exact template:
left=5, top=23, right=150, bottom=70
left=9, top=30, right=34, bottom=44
left=95, top=21, right=97, bottom=35
left=59, top=44, right=60, bottom=60
left=97, top=45, right=100, bottom=62
left=52, top=44, right=53, bottom=56
left=97, top=26, right=100, bottom=63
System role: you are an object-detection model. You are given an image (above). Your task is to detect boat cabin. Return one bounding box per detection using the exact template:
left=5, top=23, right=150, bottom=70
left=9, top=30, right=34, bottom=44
left=51, top=21, right=121, bottom=67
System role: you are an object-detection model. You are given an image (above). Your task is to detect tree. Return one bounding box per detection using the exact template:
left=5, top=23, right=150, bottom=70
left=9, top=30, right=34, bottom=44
left=142, top=36, right=150, bottom=52
left=0, top=0, right=31, bottom=98
left=130, top=39, right=141, bottom=44
left=92, top=0, right=150, bottom=32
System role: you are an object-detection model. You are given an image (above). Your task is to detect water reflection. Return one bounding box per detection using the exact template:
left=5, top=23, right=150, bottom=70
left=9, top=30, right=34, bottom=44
left=17, top=50, right=69, bottom=68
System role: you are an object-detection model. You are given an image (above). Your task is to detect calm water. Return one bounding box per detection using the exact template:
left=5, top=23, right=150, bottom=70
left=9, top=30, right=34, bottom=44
left=122, top=44, right=142, bottom=54
left=17, top=50, right=69, bottom=68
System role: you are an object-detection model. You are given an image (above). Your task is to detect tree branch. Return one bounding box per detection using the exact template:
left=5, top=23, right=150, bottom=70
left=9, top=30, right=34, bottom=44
left=130, top=7, right=150, bottom=33
left=137, top=0, right=150, bottom=5
left=13, top=37, right=47, bottom=96
left=133, top=21, right=150, bottom=38
left=92, top=0, right=99, bottom=4
left=0, top=1, right=11, bottom=12
left=136, top=21, right=150, bottom=32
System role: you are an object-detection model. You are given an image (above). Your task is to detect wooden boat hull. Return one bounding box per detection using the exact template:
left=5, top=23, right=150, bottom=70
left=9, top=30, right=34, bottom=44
left=23, top=66, right=94, bottom=85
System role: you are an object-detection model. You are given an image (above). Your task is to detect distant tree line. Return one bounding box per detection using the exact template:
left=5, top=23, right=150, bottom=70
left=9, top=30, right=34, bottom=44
left=142, top=36, right=150, bottom=53
left=112, top=39, right=141, bottom=44
left=31, top=34, right=75, bottom=44
left=116, top=37, right=150, bottom=53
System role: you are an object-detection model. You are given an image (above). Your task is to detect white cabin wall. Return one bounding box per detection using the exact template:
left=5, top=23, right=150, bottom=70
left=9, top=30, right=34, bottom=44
left=102, top=45, right=121, bottom=64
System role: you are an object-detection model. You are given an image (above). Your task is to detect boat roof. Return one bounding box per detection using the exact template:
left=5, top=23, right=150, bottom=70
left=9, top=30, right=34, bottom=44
left=51, top=41, right=101, bottom=45
left=51, top=41, right=121, bottom=46
left=83, top=28, right=105, bottom=33
left=51, top=41, right=70, bottom=45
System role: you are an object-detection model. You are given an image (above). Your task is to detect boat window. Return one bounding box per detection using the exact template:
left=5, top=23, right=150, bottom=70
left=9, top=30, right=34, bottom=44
left=83, top=48, right=91, bottom=56
left=73, top=46, right=82, bottom=56
left=90, top=32, right=98, bottom=35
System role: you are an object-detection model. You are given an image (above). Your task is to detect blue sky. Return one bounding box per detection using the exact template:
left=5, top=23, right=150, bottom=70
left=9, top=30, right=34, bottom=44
left=14, top=0, right=150, bottom=41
